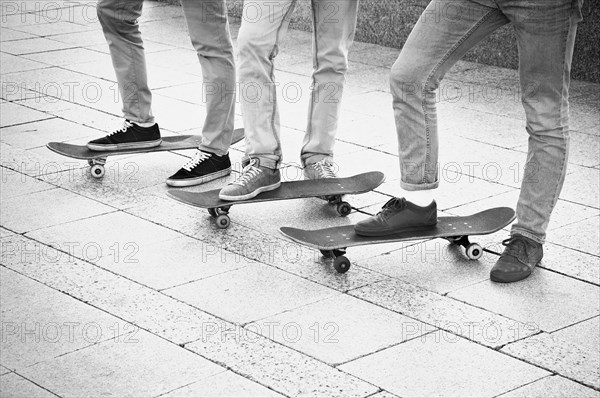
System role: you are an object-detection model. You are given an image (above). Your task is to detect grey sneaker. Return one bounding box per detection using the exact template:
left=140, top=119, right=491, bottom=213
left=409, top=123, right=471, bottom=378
left=490, top=234, right=543, bottom=283
left=303, top=159, right=337, bottom=180
left=219, top=159, right=281, bottom=201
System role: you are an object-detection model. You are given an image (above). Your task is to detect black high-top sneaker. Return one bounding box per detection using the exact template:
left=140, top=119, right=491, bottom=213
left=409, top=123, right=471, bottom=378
left=166, top=150, right=232, bottom=187
left=87, top=120, right=161, bottom=151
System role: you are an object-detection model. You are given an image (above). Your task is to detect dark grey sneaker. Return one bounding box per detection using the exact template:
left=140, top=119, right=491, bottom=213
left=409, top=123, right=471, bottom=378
left=303, top=160, right=337, bottom=180
left=490, top=234, right=543, bottom=283
left=354, top=197, right=437, bottom=237
left=87, top=120, right=161, bottom=151
left=166, top=150, right=232, bottom=187
left=219, top=159, right=281, bottom=201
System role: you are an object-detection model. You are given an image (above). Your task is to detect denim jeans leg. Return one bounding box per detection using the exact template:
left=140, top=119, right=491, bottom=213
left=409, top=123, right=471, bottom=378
left=300, top=0, right=359, bottom=167
left=181, top=0, right=236, bottom=156
left=237, top=0, right=298, bottom=169
left=390, top=0, right=507, bottom=191
left=97, top=0, right=153, bottom=124
left=501, top=0, right=581, bottom=243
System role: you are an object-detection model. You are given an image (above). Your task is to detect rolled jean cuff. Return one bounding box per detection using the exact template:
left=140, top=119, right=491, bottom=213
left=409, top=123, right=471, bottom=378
left=400, top=180, right=439, bottom=191
left=242, top=155, right=280, bottom=170
left=301, top=153, right=334, bottom=167
left=123, top=112, right=154, bottom=125
left=511, top=227, right=545, bottom=245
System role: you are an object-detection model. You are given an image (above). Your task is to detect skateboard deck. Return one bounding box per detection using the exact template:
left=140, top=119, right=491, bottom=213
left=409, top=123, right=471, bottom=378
left=280, top=207, right=516, bottom=273
left=46, top=128, right=245, bottom=178
left=167, top=171, right=386, bottom=229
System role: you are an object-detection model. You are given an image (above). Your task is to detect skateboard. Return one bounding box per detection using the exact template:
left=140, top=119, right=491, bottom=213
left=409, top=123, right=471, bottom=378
left=167, top=171, right=386, bottom=229
left=46, top=128, right=246, bottom=178
left=280, top=207, right=516, bottom=274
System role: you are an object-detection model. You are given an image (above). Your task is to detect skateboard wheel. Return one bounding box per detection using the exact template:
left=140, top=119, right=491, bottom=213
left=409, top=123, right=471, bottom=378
left=208, top=208, right=219, bottom=218
left=337, top=202, right=352, bottom=217
left=90, top=164, right=105, bottom=178
left=215, top=214, right=231, bottom=229
left=333, top=256, right=351, bottom=274
left=466, top=243, right=483, bottom=260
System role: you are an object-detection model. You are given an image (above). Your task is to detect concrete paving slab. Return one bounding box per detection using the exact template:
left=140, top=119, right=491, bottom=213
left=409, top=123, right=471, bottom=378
left=19, top=329, right=224, bottom=398
left=165, top=263, right=338, bottom=324
left=0, top=267, right=133, bottom=371
left=514, top=130, right=599, bottom=168
left=9, top=20, right=94, bottom=36
left=497, top=375, right=600, bottom=398
left=542, top=242, right=600, bottom=285
left=40, top=152, right=188, bottom=209
left=22, top=47, right=107, bottom=67
left=439, top=104, right=528, bottom=150
left=0, top=227, right=16, bottom=239
left=0, top=118, right=100, bottom=149
left=45, top=30, right=111, bottom=47
left=0, top=102, right=52, bottom=127
left=186, top=329, right=379, bottom=398
left=339, top=336, right=549, bottom=398
left=356, top=231, right=507, bottom=295
left=0, top=37, right=75, bottom=55
left=1, top=187, right=113, bottom=233
left=350, top=278, right=540, bottom=347
left=0, top=171, right=55, bottom=201
left=0, top=373, right=56, bottom=398
left=254, top=294, right=429, bottom=365
left=449, top=268, right=600, bottom=332
left=560, top=165, right=600, bottom=209
left=26, top=210, right=182, bottom=264
left=128, top=194, right=388, bottom=293
left=0, top=366, right=11, bottom=376
left=552, top=316, right=600, bottom=354
left=0, top=53, right=48, bottom=74
left=0, top=27, right=36, bottom=41
left=549, top=215, right=600, bottom=256
left=502, top=333, right=600, bottom=389
left=162, top=370, right=283, bottom=398
left=0, top=142, right=81, bottom=178
left=1, top=233, right=228, bottom=345
left=96, top=235, right=254, bottom=291
left=2, top=234, right=377, bottom=397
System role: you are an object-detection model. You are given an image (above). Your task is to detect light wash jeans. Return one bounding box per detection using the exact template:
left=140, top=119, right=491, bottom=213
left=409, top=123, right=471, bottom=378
left=237, top=0, right=359, bottom=169
left=391, top=0, right=583, bottom=243
left=97, top=0, right=236, bottom=156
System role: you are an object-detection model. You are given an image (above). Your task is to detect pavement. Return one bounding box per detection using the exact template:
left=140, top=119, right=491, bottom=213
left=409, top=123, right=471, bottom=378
left=1, top=1, right=599, bottom=397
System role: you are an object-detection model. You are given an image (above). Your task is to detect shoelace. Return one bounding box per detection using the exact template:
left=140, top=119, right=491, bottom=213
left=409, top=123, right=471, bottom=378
left=501, top=236, right=528, bottom=258
left=378, top=197, right=407, bottom=218
left=183, top=151, right=212, bottom=171
left=108, top=120, right=133, bottom=137
left=312, top=161, right=337, bottom=178
left=232, top=162, right=261, bottom=186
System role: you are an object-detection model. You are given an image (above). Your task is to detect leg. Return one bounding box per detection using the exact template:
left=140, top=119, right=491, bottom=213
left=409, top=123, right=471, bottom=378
left=165, top=0, right=236, bottom=187
left=391, top=0, right=508, bottom=191
left=88, top=0, right=160, bottom=151
left=490, top=0, right=582, bottom=283
left=355, top=0, right=509, bottom=236
left=220, top=0, right=299, bottom=200
left=237, top=0, right=298, bottom=170
left=96, top=0, right=153, bottom=124
left=181, top=0, right=236, bottom=156
left=300, top=0, right=359, bottom=168
left=503, top=0, right=581, bottom=243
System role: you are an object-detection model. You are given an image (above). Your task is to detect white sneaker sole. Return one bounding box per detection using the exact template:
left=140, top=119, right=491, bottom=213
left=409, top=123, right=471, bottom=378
left=87, top=139, right=162, bottom=152
left=219, top=181, right=281, bottom=201
left=166, top=168, right=232, bottom=188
